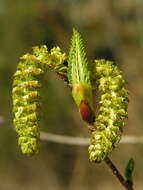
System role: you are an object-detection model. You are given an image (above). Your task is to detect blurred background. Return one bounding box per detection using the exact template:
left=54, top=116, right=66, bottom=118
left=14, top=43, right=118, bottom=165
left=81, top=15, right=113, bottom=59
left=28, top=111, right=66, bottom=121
left=0, top=0, right=143, bottom=189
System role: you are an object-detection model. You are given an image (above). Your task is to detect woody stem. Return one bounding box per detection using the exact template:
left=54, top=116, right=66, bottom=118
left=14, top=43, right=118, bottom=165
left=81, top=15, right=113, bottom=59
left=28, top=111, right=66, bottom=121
left=104, top=157, right=134, bottom=190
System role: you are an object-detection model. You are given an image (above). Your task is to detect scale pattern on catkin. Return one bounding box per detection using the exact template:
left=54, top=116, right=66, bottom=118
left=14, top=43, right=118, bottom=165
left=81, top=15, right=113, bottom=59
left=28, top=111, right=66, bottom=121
left=12, top=46, right=66, bottom=155
left=88, top=60, right=129, bottom=162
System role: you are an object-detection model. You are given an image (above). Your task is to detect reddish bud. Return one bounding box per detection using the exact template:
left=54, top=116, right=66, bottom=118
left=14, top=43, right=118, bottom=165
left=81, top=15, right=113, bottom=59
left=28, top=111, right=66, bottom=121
left=79, top=100, right=95, bottom=124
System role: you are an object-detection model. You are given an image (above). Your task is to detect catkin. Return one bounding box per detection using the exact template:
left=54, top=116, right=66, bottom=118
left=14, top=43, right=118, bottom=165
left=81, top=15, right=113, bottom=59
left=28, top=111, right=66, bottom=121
left=12, top=46, right=66, bottom=155
left=13, top=30, right=129, bottom=161
left=88, top=60, right=129, bottom=162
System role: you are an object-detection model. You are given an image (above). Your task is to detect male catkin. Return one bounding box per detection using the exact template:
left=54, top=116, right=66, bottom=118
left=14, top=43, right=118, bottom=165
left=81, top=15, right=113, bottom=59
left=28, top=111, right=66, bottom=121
left=12, top=46, right=66, bottom=155
left=12, top=29, right=129, bottom=162
left=88, top=60, right=129, bottom=162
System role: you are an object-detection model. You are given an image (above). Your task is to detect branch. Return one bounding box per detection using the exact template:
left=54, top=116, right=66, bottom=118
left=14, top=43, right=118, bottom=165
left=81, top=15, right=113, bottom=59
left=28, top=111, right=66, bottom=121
left=105, top=157, right=134, bottom=190
left=40, top=131, right=143, bottom=145
left=40, top=131, right=89, bottom=145
left=1, top=116, right=142, bottom=145
left=1, top=115, right=136, bottom=188
left=41, top=132, right=134, bottom=189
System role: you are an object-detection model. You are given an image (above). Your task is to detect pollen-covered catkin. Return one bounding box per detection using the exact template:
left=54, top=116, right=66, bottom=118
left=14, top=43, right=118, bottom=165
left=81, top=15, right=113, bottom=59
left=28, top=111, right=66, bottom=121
left=13, top=53, right=42, bottom=155
left=88, top=60, right=129, bottom=162
left=12, top=46, right=66, bottom=155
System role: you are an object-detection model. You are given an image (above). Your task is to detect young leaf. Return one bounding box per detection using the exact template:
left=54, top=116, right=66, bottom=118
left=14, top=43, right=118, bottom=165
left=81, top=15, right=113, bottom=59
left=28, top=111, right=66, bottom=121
left=125, top=158, right=135, bottom=185
left=67, top=29, right=95, bottom=123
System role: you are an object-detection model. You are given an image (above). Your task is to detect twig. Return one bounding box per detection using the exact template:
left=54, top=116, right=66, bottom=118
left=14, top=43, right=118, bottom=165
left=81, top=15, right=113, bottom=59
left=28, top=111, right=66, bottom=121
left=40, top=131, right=143, bottom=145
left=1, top=116, right=136, bottom=188
left=40, top=131, right=89, bottom=145
left=41, top=131, right=135, bottom=189
left=105, top=157, right=134, bottom=190
left=1, top=115, right=143, bottom=145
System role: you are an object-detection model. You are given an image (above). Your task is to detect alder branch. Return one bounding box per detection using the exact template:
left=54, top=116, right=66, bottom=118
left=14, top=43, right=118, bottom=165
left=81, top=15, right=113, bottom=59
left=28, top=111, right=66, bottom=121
left=0, top=116, right=136, bottom=189
left=0, top=115, right=142, bottom=145
left=40, top=132, right=134, bottom=189
left=105, top=157, right=134, bottom=190
left=40, top=131, right=143, bottom=145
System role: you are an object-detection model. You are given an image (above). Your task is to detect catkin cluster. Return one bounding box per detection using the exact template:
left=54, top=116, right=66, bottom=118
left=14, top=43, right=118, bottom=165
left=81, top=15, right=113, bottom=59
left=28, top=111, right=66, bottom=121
left=12, top=30, right=129, bottom=162
left=12, top=46, right=66, bottom=155
left=88, top=60, right=129, bottom=162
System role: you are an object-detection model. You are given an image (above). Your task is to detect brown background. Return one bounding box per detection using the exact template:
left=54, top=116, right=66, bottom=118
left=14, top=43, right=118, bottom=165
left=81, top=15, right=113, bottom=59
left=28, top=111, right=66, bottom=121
left=0, top=0, right=143, bottom=189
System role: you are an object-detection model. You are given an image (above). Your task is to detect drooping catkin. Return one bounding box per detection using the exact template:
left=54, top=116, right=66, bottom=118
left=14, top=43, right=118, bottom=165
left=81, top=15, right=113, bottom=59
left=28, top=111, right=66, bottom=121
left=12, top=46, right=66, bottom=155
left=13, top=29, right=129, bottom=162
left=88, top=60, right=129, bottom=162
